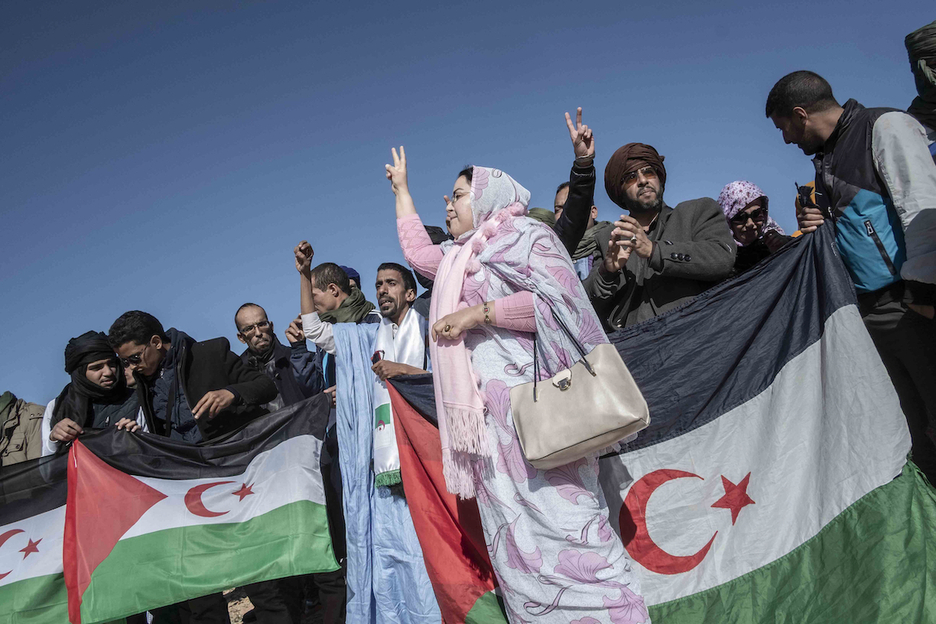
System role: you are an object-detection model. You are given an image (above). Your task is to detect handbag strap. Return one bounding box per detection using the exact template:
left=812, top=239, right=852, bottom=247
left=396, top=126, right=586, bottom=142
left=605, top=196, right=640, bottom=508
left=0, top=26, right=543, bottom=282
left=531, top=300, right=596, bottom=402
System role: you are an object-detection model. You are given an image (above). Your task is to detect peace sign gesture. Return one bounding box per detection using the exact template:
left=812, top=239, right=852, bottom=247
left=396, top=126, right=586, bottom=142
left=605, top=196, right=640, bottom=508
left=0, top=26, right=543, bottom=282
left=564, top=107, right=595, bottom=160
left=385, top=146, right=409, bottom=196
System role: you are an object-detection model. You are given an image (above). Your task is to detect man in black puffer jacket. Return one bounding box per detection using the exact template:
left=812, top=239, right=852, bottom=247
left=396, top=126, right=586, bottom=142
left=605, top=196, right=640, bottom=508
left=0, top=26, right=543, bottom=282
left=108, top=310, right=278, bottom=624
left=109, top=310, right=276, bottom=444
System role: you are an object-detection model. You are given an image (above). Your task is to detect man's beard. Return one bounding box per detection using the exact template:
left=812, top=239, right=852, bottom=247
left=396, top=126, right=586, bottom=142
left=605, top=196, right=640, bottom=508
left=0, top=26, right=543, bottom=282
left=626, top=192, right=663, bottom=215
left=249, top=336, right=276, bottom=359
left=379, top=299, right=398, bottom=320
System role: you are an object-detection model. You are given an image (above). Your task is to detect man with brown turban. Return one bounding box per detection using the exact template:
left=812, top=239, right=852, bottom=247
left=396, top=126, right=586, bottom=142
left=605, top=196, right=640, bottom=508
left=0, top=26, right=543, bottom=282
left=583, top=142, right=735, bottom=330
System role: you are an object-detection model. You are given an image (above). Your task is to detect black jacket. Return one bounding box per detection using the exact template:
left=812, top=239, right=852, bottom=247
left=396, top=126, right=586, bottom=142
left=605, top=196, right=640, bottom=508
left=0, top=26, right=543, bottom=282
left=139, top=331, right=277, bottom=441
left=583, top=198, right=735, bottom=330
left=553, top=162, right=597, bottom=257
left=240, top=338, right=324, bottom=409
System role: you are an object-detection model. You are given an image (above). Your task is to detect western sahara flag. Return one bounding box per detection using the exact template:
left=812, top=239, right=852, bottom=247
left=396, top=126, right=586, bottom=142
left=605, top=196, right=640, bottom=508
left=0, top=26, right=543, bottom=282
left=0, top=453, right=69, bottom=624
left=1, top=394, right=337, bottom=624
left=387, top=225, right=936, bottom=623
left=599, top=224, right=936, bottom=622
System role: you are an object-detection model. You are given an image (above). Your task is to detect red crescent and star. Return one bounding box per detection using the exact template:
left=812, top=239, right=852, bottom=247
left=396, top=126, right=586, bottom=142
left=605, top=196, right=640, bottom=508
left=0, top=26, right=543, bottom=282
left=620, top=468, right=755, bottom=575
left=0, top=529, right=25, bottom=580
left=0, top=529, right=43, bottom=581
left=183, top=481, right=256, bottom=518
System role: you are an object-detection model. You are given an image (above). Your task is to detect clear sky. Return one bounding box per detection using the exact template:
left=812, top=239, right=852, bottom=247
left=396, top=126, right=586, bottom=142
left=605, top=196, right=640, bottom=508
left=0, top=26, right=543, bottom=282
left=1, top=1, right=927, bottom=403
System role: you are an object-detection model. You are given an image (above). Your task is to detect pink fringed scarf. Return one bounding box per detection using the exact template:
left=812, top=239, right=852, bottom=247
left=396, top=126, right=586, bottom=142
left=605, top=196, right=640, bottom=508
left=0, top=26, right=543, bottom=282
left=429, top=166, right=529, bottom=498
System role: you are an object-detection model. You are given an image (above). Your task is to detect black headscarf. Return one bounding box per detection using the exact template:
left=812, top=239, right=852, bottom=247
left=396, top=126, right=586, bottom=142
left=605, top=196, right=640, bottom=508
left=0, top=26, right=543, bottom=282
left=51, top=331, right=132, bottom=428
left=906, top=20, right=936, bottom=130
left=603, top=143, right=667, bottom=209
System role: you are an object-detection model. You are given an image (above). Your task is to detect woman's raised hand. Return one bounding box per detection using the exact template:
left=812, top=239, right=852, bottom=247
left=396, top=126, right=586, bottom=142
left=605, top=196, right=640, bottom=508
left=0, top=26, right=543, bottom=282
left=565, top=107, right=595, bottom=161
left=385, top=146, right=409, bottom=196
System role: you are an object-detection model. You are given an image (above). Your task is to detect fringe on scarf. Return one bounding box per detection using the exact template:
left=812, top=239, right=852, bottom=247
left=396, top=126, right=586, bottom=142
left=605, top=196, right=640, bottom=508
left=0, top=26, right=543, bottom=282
left=441, top=448, right=478, bottom=499
left=443, top=404, right=488, bottom=455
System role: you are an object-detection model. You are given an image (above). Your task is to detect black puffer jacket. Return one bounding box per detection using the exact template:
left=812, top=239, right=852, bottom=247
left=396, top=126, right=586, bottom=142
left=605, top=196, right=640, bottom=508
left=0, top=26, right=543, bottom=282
left=139, top=329, right=277, bottom=441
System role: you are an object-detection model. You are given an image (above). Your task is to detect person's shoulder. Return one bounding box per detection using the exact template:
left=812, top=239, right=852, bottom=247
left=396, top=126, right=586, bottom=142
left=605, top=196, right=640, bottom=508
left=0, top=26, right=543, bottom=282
left=22, top=400, right=45, bottom=421
left=672, top=197, right=721, bottom=217
left=192, top=336, right=233, bottom=359
left=873, top=110, right=928, bottom=140
left=360, top=311, right=382, bottom=325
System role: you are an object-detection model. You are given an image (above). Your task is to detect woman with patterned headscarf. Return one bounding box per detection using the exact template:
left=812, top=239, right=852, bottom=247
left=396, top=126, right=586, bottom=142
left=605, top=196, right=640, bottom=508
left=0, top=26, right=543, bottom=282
left=41, top=331, right=144, bottom=456
left=717, top=181, right=791, bottom=274
left=386, top=148, right=649, bottom=623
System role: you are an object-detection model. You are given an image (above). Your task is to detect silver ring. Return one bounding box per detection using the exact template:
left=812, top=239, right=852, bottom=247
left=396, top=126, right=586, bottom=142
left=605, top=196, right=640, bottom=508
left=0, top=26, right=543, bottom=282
left=630, top=235, right=638, bottom=243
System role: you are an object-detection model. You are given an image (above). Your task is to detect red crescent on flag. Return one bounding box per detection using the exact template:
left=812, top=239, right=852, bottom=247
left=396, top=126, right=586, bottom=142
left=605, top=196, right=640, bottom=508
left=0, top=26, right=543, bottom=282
left=184, top=481, right=235, bottom=518
left=0, top=529, right=25, bottom=580
left=619, top=469, right=717, bottom=575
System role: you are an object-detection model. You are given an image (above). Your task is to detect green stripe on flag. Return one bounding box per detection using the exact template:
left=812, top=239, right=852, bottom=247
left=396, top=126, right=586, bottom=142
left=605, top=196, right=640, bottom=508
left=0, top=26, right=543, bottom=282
left=0, top=573, right=68, bottom=624
left=649, top=463, right=936, bottom=624
left=81, top=500, right=337, bottom=623
left=465, top=590, right=507, bottom=624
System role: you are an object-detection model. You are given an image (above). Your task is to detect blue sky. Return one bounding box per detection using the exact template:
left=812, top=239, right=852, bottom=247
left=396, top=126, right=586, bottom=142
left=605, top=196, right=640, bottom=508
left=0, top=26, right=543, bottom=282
left=1, top=1, right=927, bottom=402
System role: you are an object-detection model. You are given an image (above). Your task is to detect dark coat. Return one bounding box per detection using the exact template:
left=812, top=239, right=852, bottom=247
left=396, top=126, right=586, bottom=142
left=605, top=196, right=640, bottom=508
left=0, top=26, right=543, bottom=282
left=139, top=333, right=278, bottom=441
left=240, top=338, right=324, bottom=409
left=553, top=163, right=596, bottom=257
left=583, top=198, right=736, bottom=330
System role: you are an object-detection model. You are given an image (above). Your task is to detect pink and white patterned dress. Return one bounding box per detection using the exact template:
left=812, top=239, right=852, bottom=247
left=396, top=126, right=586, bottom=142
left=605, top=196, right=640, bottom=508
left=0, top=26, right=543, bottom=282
left=397, top=167, right=649, bottom=623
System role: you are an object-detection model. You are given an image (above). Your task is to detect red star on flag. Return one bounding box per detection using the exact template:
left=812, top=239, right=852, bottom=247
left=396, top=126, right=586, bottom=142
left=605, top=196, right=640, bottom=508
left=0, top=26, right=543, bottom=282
left=20, top=538, right=41, bottom=559
left=232, top=483, right=254, bottom=502
left=711, top=472, right=755, bottom=525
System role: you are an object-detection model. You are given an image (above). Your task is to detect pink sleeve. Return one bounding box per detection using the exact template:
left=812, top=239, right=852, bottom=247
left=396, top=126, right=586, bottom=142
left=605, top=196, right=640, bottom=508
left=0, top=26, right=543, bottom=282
left=493, top=291, right=536, bottom=333
left=398, top=214, right=445, bottom=280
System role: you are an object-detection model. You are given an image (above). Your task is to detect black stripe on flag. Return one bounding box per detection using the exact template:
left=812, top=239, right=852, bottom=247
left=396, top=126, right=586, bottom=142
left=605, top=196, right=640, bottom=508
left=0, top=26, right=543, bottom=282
left=388, top=228, right=857, bottom=457
left=0, top=453, right=68, bottom=525
left=76, top=393, right=331, bottom=480
left=609, top=224, right=855, bottom=451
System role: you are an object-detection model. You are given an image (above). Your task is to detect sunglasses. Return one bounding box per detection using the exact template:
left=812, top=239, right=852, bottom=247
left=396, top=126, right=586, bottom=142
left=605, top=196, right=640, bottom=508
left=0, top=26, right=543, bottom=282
left=730, top=206, right=768, bottom=226
left=119, top=343, right=149, bottom=368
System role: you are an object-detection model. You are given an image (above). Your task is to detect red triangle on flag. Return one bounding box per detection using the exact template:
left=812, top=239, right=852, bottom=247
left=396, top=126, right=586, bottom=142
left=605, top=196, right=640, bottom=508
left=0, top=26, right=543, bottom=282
left=64, top=440, right=167, bottom=624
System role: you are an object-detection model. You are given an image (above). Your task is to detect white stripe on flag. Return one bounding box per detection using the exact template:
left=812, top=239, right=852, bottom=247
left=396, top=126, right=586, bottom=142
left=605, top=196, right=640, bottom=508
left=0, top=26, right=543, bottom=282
left=600, top=306, right=911, bottom=605
left=124, top=434, right=325, bottom=539
left=0, top=506, right=65, bottom=587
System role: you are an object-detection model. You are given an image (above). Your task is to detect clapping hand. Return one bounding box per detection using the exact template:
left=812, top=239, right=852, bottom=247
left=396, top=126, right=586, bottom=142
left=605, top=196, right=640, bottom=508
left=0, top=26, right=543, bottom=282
left=294, top=241, right=314, bottom=275
left=565, top=107, right=595, bottom=161
left=385, top=147, right=409, bottom=196
left=603, top=234, right=633, bottom=274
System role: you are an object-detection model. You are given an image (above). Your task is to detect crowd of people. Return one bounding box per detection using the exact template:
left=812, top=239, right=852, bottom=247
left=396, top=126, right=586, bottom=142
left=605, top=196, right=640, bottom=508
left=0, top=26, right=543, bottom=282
left=3, top=36, right=936, bottom=624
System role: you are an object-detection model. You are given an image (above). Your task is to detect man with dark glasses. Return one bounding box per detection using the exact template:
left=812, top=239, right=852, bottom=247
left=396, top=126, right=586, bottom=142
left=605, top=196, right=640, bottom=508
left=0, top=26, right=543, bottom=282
left=108, top=310, right=276, bottom=443
left=584, top=141, right=736, bottom=330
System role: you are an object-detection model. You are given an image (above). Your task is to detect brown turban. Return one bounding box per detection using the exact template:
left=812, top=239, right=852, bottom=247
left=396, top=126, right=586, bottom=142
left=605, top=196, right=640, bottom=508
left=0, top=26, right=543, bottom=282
left=603, top=143, right=666, bottom=209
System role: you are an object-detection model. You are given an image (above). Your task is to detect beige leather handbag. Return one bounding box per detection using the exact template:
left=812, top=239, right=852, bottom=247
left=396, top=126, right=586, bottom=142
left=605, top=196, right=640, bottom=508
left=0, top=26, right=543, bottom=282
left=509, top=308, right=649, bottom=470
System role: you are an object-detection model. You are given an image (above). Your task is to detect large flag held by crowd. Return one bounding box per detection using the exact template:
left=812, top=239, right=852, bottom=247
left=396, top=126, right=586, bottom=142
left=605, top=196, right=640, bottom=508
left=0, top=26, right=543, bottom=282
left=387, top=225, right=936, bottom=624
left=2, top=225, right=935, bottom=624
left=0, top=396, right=339, bottom=624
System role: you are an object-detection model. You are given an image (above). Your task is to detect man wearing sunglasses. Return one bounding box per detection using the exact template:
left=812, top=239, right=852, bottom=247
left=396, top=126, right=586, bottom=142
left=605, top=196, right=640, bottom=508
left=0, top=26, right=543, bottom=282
left=107, top=311, right=277, bottom=622
left=108, top=310, right=276, bottom=442
left=584, top=142, right=736, bottom=330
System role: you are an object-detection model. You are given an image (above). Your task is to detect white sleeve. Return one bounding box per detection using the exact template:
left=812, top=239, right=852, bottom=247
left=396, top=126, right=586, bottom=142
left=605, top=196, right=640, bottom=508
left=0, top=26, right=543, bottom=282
left=300, top=312, right=337, bottom=355
left=872, top=112, right=936, bottom=286
left=137, top=406, right=149, bottom=433
left=40, top=400, right=60, bottom=458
